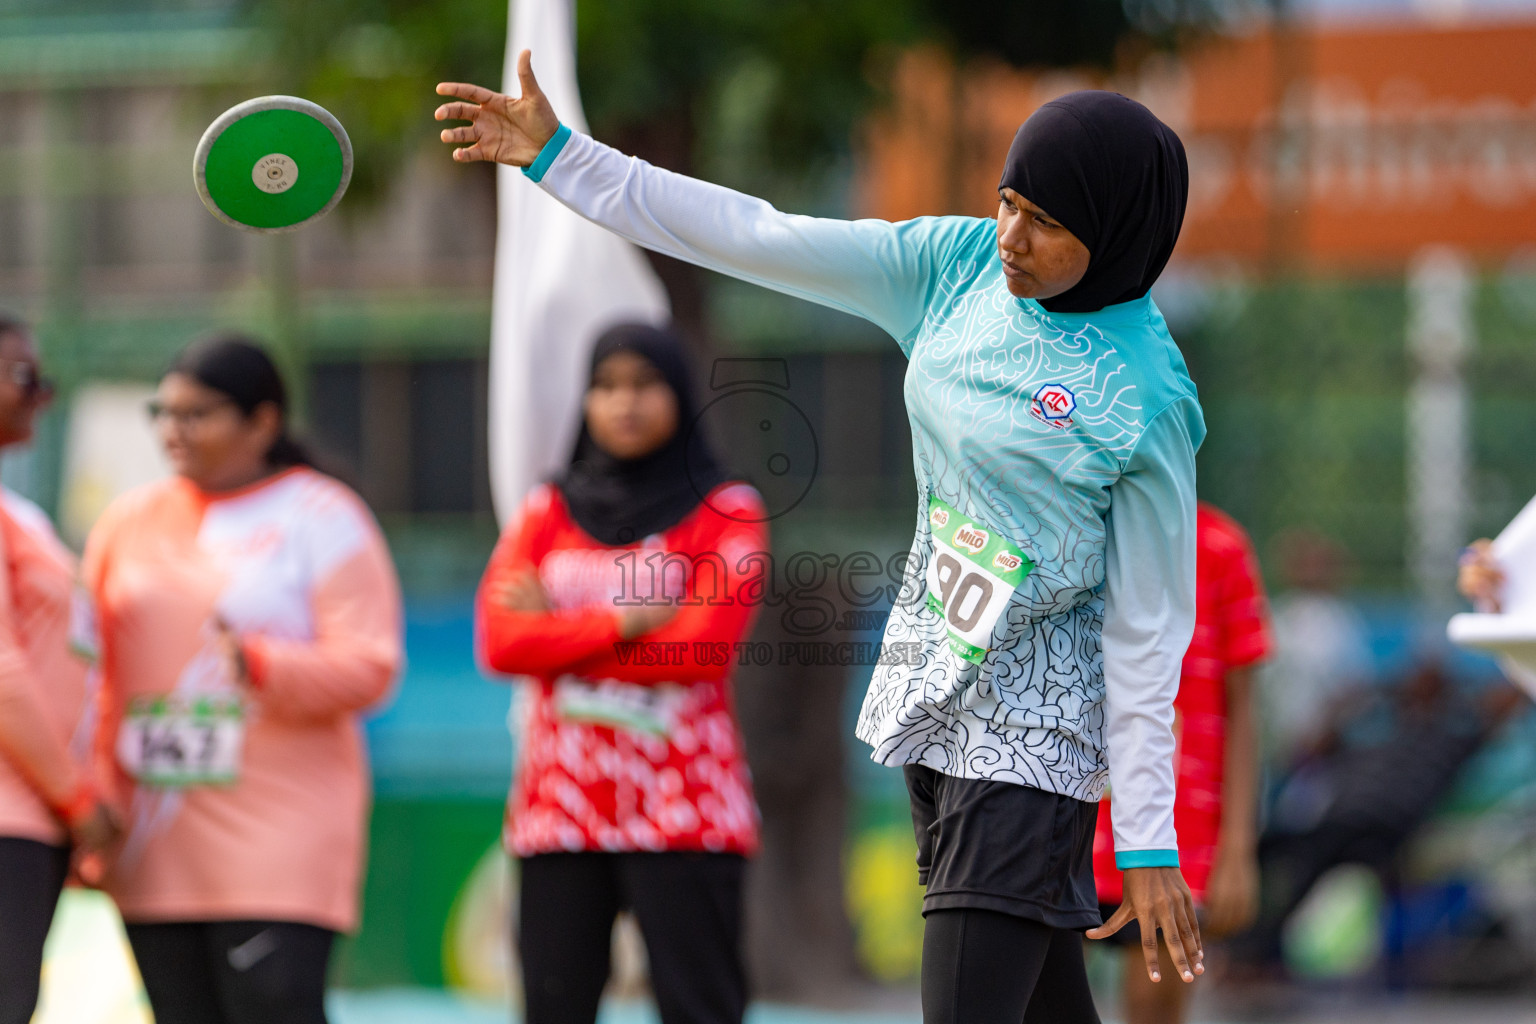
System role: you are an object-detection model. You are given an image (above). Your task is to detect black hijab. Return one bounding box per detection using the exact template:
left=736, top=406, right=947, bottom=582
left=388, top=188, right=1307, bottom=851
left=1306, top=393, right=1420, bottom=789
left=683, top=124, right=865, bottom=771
left=999, top=90, right=1189, bottom=315
left=554, top=323, right=731, bottom=546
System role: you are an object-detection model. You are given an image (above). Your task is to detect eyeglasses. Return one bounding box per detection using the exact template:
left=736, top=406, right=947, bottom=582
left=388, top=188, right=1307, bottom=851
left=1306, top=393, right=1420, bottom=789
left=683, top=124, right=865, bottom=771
left=146, top=397, right=236, bottom=428
left=0, top=359, right=54, bottom=401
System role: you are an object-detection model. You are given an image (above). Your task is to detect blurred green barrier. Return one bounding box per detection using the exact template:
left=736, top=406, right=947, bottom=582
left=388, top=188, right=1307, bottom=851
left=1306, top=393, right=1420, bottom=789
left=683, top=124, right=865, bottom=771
left=335, top=798, right=505, bottom=988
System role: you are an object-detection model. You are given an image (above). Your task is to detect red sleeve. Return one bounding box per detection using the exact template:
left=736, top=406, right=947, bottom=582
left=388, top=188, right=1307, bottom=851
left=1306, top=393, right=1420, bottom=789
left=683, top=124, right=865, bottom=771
left=475, top=487, right=623, bottom=678
left=564, top=486, right=769, bottom=685
left=1214, top=516, right=1273, bottom=670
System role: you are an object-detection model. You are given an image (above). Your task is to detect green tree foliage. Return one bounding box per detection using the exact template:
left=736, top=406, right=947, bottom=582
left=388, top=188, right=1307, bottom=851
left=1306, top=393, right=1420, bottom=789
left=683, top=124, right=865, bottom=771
left=1176, top=279, right=1410, bottom=590
left=240, top=0, right=1227, bottom=207
left=918, top=0, right=1136, bottom=69
left=242, top=0, right=511, bottom=204
left=575, top=0, right=916, bottom=187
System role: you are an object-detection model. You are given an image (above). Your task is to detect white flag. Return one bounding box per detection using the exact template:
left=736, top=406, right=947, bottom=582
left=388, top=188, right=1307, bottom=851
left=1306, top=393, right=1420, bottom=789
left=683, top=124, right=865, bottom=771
left=489, top=0, right=670, bottom=522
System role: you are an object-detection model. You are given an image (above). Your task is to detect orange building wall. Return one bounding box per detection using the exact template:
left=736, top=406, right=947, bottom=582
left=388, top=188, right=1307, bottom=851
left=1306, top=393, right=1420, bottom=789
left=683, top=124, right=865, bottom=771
left=859, top=22, right=1536, bottom=271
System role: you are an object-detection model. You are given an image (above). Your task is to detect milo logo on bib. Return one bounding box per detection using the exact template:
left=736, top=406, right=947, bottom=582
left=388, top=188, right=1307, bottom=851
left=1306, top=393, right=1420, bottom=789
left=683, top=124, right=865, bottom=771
left=924, top=494, right=1034, bottom=665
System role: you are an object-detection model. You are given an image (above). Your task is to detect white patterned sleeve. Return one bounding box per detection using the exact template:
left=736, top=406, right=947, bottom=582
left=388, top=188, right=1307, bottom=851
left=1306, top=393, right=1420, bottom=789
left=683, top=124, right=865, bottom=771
left=1101, top=397, right=1200, bottom=868
left=526, top=126, right=980, bottom=349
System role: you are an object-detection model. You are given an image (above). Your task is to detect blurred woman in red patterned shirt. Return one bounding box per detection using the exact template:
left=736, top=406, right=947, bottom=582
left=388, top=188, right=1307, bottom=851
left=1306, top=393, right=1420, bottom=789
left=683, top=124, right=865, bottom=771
left=1092, top=503, right=1273, bottom=1024
left=476, top=323, right=767, bottom=1024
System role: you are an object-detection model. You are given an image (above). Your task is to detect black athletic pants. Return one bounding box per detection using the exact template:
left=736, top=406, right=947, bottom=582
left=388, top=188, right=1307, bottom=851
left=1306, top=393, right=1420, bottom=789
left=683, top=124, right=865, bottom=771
left=0, top=837, right=70, bottom=1024
left=922, top=907, right=1100, bottom=1024
left=518, top=851, right=746, bottom=1024
left=125, top=919, right=336, bottom=1024
left=904, top=764, right=1102, bottom=1024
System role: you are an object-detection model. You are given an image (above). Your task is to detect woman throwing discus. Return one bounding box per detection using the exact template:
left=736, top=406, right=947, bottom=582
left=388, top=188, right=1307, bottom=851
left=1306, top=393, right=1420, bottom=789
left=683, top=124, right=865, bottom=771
left=86, top=337, right=403, bottom=1024
left=438, top=53, right=1203, bottom=1023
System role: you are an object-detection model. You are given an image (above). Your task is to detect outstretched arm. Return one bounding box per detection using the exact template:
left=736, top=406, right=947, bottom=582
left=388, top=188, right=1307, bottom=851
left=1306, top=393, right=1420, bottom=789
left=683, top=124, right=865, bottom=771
left=436, top=51, right=979, bottom=348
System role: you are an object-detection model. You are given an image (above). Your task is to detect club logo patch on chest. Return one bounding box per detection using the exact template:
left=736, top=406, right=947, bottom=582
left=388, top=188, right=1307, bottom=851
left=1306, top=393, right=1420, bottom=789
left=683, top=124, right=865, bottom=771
left=1031, top=383, right=1077, bottom=428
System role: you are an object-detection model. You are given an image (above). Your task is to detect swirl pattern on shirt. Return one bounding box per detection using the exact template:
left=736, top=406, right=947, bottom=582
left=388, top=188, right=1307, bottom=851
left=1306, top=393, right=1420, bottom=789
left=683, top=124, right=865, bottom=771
left=855, top=256, right=1149, bottom=801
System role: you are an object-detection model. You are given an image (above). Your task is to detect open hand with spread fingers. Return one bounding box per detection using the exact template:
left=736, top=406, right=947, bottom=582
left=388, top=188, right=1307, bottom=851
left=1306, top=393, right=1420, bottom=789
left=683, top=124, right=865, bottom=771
left=435, top=49, right=561, bottom=167
left=1089, top=865, right=1205, bottom=984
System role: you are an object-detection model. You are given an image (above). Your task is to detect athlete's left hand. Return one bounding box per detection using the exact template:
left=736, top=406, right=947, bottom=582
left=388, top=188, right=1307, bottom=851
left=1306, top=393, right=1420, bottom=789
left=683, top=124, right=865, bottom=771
left=1089, top=866, right=1204, bottom=984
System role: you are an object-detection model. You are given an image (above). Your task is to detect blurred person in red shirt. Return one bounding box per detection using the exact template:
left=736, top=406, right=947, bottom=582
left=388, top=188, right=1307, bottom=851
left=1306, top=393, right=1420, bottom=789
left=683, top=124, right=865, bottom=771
left=1093, top=503, right=1272, bottom=1024
left=476, top=324, right=767, bottom=1024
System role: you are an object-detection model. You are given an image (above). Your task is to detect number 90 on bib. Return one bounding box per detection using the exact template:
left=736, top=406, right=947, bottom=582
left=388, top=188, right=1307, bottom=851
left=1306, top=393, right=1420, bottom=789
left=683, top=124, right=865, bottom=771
left=925, top=494, right=1034, bottom=665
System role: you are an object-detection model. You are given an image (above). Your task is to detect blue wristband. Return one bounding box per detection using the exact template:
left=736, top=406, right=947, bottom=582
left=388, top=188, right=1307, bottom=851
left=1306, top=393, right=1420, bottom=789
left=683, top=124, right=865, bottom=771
left=522, top=123, right=572, bottom=183
left=1115, top=849, right=1181, bottom=870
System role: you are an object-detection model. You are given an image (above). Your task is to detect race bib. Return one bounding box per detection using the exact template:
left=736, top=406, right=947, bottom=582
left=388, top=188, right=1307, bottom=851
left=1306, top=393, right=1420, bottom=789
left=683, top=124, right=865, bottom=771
left=924, top=494, right=1034, bottom=665
left=118, top=695, right=246, bottom=787
left=553, top=677, right=682, bottom=738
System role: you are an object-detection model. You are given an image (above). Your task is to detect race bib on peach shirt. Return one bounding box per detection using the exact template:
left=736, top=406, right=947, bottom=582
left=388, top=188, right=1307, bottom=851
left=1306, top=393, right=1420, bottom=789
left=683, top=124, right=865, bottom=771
left=117, top=695, right=246, bottom=787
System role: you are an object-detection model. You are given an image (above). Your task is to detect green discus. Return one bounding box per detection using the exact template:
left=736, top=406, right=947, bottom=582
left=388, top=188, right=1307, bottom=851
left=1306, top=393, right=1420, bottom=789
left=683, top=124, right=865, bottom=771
left=194, top=96, right=353, bottom=233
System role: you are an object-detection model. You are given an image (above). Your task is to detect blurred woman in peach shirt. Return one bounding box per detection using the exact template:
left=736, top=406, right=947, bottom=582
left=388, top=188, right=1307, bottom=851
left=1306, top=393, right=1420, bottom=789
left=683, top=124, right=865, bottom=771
left=0, top=314, right=117, bottom=1024
left=87, top=337, right=403, bottom=1024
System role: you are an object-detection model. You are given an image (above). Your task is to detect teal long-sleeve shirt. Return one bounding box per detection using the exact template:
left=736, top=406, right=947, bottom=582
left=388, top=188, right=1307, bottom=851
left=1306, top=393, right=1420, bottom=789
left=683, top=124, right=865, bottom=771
left=524, top=127, right=1204, bottom=867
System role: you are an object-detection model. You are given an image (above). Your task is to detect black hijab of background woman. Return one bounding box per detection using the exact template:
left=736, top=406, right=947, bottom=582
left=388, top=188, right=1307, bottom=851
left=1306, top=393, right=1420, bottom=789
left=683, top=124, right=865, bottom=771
left=169, top=335, right=315, bottom=471
left=555, top=323, right=730, bottom=547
